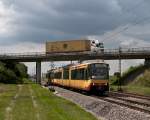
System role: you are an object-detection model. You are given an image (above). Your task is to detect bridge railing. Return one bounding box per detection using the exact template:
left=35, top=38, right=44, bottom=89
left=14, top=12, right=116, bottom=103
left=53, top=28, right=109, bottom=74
left=104, top=47, right=150, bottom=54
left=0, top=52, right=45, bottom=57
left=0, top=47, right=150, bottom=58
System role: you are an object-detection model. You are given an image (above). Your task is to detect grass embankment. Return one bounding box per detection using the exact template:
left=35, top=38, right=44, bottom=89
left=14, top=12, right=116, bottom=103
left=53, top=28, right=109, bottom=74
left=110, top=64, right=145, bottom=85
left=110, top=65, right=150, bottom=96
left=0, top=83, right=97, bottom=120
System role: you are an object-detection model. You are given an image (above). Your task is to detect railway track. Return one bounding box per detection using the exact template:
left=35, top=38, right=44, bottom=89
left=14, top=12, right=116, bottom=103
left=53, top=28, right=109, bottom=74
left=92, top=92, right=150, bottom=114
left=109, top=91, right=150, bottom=101
left=51, top=86, right=150, bottom=114
left=109, top=91, right=150, bottom=106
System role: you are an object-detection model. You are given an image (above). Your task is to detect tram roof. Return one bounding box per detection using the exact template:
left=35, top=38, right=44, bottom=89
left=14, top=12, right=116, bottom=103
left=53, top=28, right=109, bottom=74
left=70, top=62, right=107, bottom=68
left=48, top=62, right=108, bottom=72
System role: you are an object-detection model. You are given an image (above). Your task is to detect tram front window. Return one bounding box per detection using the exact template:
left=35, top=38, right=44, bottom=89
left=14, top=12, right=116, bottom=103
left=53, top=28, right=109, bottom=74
left=90, top=64, right=109, bottom=80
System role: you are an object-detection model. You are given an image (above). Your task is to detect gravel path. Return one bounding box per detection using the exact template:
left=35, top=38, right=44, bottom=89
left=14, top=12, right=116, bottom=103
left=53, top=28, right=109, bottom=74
left=53, top=86, right=150, bottom=120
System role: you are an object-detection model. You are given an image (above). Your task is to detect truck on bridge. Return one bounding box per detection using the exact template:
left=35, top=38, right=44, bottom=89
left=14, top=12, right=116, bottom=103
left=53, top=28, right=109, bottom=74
left=46, top=39, right=104, bottom=54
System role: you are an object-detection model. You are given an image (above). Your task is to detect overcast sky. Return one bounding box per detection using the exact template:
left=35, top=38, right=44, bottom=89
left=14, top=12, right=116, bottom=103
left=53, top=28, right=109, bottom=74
left=0, top=0, right=150, bottom=74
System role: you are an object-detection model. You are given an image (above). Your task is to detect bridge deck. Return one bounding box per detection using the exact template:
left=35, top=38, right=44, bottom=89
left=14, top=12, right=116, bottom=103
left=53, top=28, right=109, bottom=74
left=0, top=47, right=150, bottom=61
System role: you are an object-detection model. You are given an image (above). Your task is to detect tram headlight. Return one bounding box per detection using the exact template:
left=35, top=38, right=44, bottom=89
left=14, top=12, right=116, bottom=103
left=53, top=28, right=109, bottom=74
left=91, top=76, right=95, bottom=79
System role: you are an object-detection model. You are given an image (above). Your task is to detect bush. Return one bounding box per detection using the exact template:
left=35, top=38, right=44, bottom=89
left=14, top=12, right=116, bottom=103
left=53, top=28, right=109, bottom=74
left=110, top=64, right=145, bottom=85
left=109, top=75, right=119, bottom=85
left=0, top=61, right=28, bottom=84
left=15, top=63, right=28, bottom=78
left=121, top=64, right=144, bottom=78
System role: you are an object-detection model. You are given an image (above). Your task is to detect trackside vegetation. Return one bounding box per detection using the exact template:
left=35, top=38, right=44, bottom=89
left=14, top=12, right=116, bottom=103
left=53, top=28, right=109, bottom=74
left=0, top=61, right=28, bottom=84
left=110, top=64, right=145, bottom=85
left=0, top=83, right=97, bottom=120
left=110, top=64, right=150, bottom=96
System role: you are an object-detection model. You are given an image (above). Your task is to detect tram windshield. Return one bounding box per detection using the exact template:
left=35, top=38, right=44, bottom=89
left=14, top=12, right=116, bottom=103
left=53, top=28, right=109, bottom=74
left=89, top=63, right=109, bottom=80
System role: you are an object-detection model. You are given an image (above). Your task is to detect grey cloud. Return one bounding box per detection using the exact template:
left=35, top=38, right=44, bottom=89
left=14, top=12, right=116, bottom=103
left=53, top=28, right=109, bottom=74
left=15, top=0, right=123, bottom=35
left=0, top=0, right=150, bottom=45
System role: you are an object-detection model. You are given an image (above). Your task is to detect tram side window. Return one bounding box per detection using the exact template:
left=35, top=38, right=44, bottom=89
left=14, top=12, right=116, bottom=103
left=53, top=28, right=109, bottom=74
left=84, top=69, right=88, bottom=80
left=54, top=72, right=62, bottom=79
left=46, top=73, right=49, bottom=78
left=46, top=72, right=52, bottom=78
left=71, top=70, right=76, bottom=80
left=63, top=69, right=69, bottom=79
left=71, top=69, right=85, bottom=80
left=78, top=69, right=85, bottom=80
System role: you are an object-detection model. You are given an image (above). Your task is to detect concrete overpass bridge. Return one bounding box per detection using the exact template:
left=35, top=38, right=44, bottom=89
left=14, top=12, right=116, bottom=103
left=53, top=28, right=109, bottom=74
left=1, top=47, right=150, bottom=84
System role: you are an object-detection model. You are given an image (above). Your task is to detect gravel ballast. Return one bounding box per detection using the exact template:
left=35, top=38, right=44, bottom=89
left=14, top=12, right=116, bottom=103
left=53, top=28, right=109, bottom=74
left=53, top=87, right=150, bottom=120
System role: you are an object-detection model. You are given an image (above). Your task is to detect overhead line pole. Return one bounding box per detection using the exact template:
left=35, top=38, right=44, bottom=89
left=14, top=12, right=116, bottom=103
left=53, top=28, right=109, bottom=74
left=118, top=47, right=122, bottom=91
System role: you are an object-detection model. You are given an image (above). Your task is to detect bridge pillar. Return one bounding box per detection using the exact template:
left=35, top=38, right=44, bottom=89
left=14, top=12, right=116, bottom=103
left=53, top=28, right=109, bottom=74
left=36, top=61, right=41, bottom=84
left=144, top=58, right=150, bottom=67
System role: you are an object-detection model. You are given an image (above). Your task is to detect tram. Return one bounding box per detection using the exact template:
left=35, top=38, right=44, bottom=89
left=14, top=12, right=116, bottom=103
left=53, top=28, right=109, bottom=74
left=46, top=62, right=109, bottom=94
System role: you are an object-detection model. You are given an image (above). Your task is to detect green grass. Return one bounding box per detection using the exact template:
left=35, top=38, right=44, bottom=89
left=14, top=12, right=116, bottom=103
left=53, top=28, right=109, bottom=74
left=110, top=85, right=150, bottom=96
left=0, top=84, right=18, bottom=120
left=0, top=83, right=97, bottom=120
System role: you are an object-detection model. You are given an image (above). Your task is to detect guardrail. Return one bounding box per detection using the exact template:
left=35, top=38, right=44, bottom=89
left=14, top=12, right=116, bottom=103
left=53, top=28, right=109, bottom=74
left=0, top=47, right=150, bottom=59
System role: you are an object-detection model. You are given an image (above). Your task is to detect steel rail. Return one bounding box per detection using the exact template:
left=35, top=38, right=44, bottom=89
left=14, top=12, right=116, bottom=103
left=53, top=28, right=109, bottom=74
left=92, top=95, right=150, bottom=114
left=108, top=95, right=150, bottom=107
left=109, top=91, right=150, bottom=101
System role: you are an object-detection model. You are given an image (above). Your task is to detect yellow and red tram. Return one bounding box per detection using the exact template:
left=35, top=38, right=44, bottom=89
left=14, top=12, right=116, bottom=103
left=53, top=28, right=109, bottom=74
left=47, top=62, right=109, bottom=94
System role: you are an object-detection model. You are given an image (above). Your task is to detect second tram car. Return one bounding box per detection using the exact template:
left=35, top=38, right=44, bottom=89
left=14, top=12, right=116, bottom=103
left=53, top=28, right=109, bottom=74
left=47, top=62, right=109, bottom=94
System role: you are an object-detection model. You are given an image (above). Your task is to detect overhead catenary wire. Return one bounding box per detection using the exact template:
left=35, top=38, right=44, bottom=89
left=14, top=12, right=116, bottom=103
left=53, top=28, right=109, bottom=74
left=99, top=0, right=148, bottom=42
left=101, top=15, right=150, bottom=42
